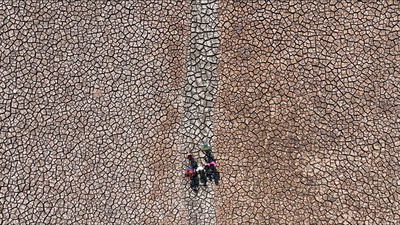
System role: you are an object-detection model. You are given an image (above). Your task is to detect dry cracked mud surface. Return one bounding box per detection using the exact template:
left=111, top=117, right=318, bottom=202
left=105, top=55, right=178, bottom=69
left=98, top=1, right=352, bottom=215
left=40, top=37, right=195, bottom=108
left=1, top=0, right=400, bottom=224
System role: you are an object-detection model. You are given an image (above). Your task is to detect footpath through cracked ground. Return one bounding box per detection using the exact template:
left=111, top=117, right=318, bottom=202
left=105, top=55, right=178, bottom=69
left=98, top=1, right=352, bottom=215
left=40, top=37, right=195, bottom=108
left=1, top=1, right=400, bottom=224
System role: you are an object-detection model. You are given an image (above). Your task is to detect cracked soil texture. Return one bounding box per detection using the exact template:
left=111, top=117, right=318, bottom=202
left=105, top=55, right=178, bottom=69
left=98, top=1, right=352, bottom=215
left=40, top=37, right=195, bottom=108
left=214, top=0, right=400, bottom=224
left=1, top=0, right=400, bottom=224
left=181, top=0, right=219, bottom=224
left=1, top=1, right=190, bottom=224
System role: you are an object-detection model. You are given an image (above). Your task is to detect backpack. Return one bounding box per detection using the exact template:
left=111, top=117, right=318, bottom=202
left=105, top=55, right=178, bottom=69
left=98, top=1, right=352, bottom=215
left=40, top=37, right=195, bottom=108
left=185, top=168, right=194, bottom=177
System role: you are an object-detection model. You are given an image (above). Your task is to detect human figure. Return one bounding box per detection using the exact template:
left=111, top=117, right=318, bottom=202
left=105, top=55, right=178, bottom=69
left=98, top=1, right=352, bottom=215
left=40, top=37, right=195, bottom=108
left=185, top=149, right=199, bottom=193
left=202, top=142, right=220, bottom=185
left=202, top=141, right=215, bottom=163
left=190, top=170, right=199, bottom=193
left=186, top=149, right=197, bottom=169
left=204, top=164, right=213, bottom=182
left=197, top=162, right=207, bottom=187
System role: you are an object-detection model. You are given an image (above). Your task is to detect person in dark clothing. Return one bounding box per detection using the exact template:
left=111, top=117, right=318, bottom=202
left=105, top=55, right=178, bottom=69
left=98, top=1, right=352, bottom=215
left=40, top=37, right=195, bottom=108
left=202, top=142, right=215, bottom=163
left=202, top=142, right=220, bottom=185
left=185, top=149, right=199, bottom=193
left=197, top=162, right=207, bottom=187
left=189, top=170, right=199, bottom=193
left=204, top=164, right=213, bottom=182
left=186, top=149, right=197, bottom=169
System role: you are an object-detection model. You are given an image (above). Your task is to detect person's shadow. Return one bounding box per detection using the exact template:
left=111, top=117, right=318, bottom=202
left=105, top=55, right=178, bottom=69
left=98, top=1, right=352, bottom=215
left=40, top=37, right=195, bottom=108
left=211, top=166, right=220, bottom=185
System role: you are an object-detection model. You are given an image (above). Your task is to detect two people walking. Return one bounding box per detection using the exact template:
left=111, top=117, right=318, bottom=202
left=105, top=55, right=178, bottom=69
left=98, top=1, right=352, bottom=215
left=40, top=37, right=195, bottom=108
left=185, top=142, right=219, bottom=193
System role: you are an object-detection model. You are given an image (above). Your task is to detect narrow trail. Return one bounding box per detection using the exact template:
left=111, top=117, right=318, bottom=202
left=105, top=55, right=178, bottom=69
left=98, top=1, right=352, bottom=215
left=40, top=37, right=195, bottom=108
left=181, top=0, right=219, bottom=224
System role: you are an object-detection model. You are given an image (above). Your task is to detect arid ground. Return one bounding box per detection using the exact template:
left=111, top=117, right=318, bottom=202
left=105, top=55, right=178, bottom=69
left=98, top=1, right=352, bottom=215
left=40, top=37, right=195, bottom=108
left=1, top=1, right=400, bottom=224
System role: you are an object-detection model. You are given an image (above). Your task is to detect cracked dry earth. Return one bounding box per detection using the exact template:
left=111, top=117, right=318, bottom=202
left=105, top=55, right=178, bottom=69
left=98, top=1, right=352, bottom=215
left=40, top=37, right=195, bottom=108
left=1, top=0, right=400, bottom=224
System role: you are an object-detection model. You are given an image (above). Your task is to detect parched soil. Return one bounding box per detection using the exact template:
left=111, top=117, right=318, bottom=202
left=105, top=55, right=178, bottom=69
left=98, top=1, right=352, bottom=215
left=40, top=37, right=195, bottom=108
left=1, top=1, right=400, bottom=224
left=0, top=1, right=190, bottom=224
left=214, top=1, right=400, bottom=224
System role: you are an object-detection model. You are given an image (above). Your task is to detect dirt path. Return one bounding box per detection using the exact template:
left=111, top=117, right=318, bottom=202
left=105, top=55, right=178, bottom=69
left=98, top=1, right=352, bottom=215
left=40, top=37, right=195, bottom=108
left=181, top=0, right=219, bottom=224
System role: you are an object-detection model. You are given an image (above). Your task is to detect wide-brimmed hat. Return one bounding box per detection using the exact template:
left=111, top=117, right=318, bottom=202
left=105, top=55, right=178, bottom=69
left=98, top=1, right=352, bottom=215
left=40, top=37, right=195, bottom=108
left=202, top=141, right=211, bottom=151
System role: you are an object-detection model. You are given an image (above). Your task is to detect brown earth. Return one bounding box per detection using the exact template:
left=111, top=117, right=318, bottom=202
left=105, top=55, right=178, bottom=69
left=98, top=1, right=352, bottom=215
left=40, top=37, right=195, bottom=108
left=1, top=0, right=400, bottom=224
left=214, top=0, right=400, bottom=224
left=0, top=1, right=190, bottom=224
